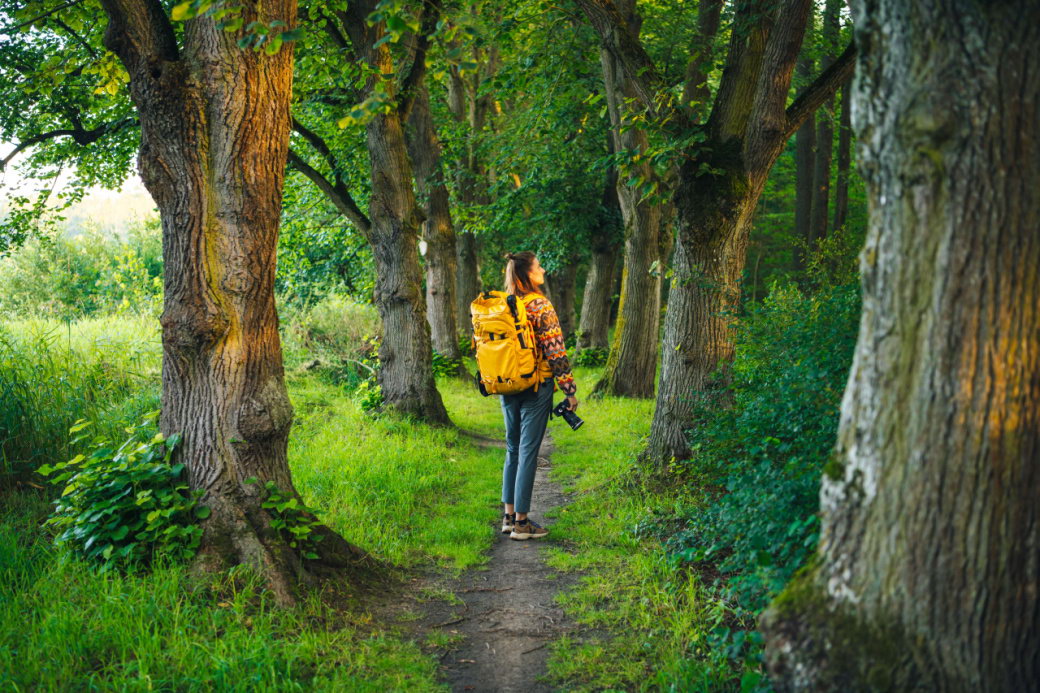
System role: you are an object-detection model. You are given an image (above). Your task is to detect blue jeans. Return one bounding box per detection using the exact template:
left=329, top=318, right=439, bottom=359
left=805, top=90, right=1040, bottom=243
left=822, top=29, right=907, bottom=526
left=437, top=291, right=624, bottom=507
left=501, top=380, right=554, bottom=514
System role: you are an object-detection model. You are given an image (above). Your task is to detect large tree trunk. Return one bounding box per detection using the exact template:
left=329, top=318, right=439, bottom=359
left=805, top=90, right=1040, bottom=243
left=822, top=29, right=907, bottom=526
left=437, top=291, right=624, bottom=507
left=762, top=1, right=1040, bottom=689
left=808, top=0, right=841, bottom=245
left=577, top=246, right=616, bottom=350
left=341, top=11, right=449, bottom=424
left=577, top=0, right=854, bottom=460
left=645, top=168, right=765, bottom=462
left=831, top=81, right=852, bottom=232
left=406, top=85, right=464, bottom=370
left=100, top=0, right=367, bottom=603
left=592, top=6, right=666, bottom=399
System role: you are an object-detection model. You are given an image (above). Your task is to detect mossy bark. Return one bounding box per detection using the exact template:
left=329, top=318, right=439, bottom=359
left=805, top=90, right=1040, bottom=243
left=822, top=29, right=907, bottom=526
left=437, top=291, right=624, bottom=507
left=100, top=0, right=368, bottom=602
left=763, top=1, right=1040, bottom=688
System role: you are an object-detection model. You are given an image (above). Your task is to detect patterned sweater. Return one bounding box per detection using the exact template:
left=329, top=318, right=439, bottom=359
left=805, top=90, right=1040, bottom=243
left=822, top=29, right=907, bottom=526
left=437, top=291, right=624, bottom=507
left=523, top=295, right=577, bottom=396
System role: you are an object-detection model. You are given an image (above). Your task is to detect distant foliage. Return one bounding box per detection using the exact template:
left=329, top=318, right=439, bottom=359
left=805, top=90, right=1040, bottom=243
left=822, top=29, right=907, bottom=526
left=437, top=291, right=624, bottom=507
left=0, top=220, right=162, bottom=319
left=0, top=319, right=160, bottom=482
left=659, top=280, right=861, bottom=613
left=39, top=414, right=204, bottom=568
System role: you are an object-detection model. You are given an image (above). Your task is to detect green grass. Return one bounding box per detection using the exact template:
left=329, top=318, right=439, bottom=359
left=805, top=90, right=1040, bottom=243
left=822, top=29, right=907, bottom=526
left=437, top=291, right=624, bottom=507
left=289, top=373, right=505, bottom=570
left=543, top=370, right=753, bottom=692
left=0, top=315, right=510, bottom=691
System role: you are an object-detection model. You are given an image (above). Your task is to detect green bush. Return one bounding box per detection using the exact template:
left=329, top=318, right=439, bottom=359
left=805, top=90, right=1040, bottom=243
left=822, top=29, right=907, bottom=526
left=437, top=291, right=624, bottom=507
left=39, top=413, right=203, bottom=568
left=573, top=346, right=608, bottom=367
left=249, top=478, right=324, bottom=560
left=431, top=350, right=462, bottom=378
left=660, top=281, right=861, bottom=613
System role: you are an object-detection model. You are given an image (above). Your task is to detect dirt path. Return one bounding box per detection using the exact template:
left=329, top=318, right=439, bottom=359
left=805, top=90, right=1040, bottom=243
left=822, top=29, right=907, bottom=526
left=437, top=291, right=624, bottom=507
left=419, top=432, right=577, bottom=692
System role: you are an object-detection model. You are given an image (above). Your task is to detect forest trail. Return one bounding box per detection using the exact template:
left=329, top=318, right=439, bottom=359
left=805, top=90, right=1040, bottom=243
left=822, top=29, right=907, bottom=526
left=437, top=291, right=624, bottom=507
left=419, top=431, right=577, bottom=692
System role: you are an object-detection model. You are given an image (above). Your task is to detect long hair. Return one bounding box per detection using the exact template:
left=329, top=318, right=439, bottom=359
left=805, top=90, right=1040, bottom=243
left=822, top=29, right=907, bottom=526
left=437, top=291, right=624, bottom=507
left=504, top=251, right=541, bottom=296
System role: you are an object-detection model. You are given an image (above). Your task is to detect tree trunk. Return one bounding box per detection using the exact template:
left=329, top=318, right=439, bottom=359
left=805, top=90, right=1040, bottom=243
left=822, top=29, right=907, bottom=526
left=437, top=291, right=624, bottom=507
left=365, top=106, right=449, bottom=423
left=406, top=85, right=464, bottom=371
left=762, top=1, right=1040, bottom=689
left=794, top=52, right=815, bottom=268
left=577, top=224, right=619, bottom=350
left=808, top=0, right=841, bottom=245
left=592, top=8, right=666, bottom=399
left=831, top=81, right=851, bottom=232
left=455, top=230, right=481, bottom=334
left=546, top=261, right=578, bottom=341
left=100, top=0, right=367, bottom=603
left=645, top=167, right=765, bottom=463
left=578, top=143, right=625, bottom=352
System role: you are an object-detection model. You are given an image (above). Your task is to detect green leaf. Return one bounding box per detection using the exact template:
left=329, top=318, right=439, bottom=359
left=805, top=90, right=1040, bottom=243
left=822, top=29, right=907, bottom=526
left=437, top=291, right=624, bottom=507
left=111, top=525, right=129, bottom=541
left=195, top=506, right=212, bottom=520
left=69, top=420, right=91, bottom=433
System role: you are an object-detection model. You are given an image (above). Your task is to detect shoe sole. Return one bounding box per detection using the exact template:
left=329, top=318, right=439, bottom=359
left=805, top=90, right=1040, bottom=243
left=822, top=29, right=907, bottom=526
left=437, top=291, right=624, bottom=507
left=509, top=532, right=547, bottom=540
left=501, top=527, right=513, bottom=534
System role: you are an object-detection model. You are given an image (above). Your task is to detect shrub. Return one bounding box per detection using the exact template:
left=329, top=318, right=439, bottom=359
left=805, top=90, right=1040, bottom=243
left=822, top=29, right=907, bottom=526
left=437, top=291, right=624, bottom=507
left=38, top=413, right=204, bottom=568
left=662, top=281, right=861, bottom=613
left=431, top=351, right=462, bottom=378
left=573, top=346, right=608, bottom=367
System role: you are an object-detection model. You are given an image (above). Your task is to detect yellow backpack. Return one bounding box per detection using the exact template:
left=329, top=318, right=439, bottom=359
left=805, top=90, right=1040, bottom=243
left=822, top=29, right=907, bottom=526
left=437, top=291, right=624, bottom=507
left=470, top=291, right=542, bottom=396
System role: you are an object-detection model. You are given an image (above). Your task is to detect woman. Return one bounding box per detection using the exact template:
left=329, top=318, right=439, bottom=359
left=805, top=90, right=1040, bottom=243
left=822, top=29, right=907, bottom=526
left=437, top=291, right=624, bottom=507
left=500, top=251, right=579, bottom=540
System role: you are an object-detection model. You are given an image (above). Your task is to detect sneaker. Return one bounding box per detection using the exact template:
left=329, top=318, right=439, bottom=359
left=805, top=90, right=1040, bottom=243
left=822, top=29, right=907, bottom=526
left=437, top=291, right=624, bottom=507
left=501, top=513, right=515, bottom=534
left=510, top=518, right=548, bottom=541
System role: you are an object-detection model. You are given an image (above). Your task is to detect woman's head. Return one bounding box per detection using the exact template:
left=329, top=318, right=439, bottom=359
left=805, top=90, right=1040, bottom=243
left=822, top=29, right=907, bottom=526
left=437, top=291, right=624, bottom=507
left=504, top=251, right=545, bottom=296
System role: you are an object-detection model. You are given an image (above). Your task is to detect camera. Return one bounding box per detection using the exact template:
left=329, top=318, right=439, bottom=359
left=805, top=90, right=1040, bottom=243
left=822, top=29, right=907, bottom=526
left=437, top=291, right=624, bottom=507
left=552, top=400, right=585, bottom=431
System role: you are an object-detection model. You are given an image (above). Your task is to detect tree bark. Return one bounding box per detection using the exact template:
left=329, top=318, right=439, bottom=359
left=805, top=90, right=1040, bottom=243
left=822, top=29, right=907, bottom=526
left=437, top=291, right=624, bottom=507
left=831, top=80, right=852, bottom=232
left=794, top=51, right=816, bottom=268
left=578, top=169, right=621, bottom=350
left=99, top=0, right=368, bottom=603
left=365, top=106, right=449, bottom=423
left=406, top=84, right=464, bottom=370
left=446, top=43, right=498, bottom=339
left=808, top=0, right=841, bottom=244
left=762, top=1, right=1040, bottom=689
left=342, top=5, right=449, bottom=424
left=592, top=2, right=667, bottom=398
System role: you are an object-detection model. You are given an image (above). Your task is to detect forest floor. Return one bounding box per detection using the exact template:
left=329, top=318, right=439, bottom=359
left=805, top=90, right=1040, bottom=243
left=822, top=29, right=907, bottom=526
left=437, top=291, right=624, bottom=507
left=407, top=432, right=579, bottom=692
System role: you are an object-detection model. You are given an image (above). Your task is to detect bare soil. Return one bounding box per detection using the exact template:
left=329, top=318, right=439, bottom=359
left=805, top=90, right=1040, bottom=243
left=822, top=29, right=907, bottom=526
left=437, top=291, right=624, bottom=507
left=412, top=431, right=578, bottom=692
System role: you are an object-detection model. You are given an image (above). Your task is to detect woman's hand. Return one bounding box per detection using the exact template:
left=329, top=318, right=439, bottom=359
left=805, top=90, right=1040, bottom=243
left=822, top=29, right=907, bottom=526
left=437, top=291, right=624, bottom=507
left=565, top=395, right=579, bottom=411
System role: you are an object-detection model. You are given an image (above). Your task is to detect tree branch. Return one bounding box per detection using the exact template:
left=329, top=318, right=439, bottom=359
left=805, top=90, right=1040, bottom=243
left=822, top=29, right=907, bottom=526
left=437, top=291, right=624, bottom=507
left=743, top=0, right=814, bottom=171
left=784, top=40, right=856, bottom=139
left=3, top=0, right=86, bottom=32
left=573, top=0, right=680, bottom=124
left=681, top=0, right=722, bottom=119
left=0, top=118, right=136, bottom=171
left=287, top=149, right=371, bottom=235
left=98, top=0, right=178, bottom=70
left=397, top=0, right=442, bottom=122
